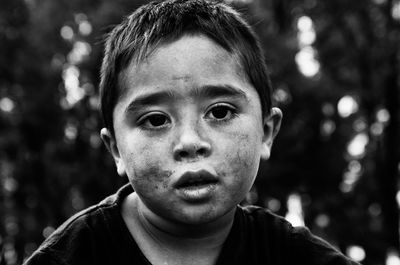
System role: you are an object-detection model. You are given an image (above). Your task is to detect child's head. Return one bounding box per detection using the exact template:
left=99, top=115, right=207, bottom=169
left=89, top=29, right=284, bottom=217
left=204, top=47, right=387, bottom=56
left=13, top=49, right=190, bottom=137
left=99, top=0, right=273, bottom=136
left=99, top=0, right=282, bottom=226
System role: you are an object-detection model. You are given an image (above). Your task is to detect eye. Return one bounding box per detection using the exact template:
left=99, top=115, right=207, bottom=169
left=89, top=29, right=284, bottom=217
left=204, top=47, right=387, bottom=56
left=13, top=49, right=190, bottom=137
left=138, top=113, right=170, bottom=129
left=206, top=104, right=236, bottom=121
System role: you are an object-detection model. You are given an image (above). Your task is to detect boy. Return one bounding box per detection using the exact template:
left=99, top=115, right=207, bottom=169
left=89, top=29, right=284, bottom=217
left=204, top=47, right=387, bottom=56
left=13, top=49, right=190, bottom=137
left=25, top=0, right=360, bottom=264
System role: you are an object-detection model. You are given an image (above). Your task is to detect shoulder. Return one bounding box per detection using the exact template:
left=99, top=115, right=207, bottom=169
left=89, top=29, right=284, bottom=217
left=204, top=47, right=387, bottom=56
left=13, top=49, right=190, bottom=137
left=237, top=205, right=360, bottom=265
left=24, top=184, right=133, bottom=265
left=288, top=225, right=360, bottom=265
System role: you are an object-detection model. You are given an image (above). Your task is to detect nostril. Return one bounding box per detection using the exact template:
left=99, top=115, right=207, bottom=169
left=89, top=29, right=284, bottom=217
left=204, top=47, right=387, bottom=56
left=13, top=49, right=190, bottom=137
left=179, top=150, right=190, bottom=158
left=173, top=140, right=212, bottom=161
left=175, top=146, right=210, bottom=161
left=197, top=147, right=207, bottom=156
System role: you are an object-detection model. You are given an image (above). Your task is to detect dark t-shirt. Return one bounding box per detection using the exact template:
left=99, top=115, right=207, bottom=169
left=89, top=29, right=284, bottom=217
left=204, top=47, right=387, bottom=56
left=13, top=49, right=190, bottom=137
left=24, top=184, right=360, bottom=265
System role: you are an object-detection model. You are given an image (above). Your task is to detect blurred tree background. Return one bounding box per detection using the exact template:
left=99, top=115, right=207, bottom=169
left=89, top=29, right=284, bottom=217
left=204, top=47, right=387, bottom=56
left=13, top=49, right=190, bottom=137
left=0, top=0, right=399, bottom=264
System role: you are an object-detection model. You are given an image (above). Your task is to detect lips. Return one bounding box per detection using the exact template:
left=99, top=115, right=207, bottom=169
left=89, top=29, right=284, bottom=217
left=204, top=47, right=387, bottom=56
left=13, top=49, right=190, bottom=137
left=174, top=169, right=218, bottom=189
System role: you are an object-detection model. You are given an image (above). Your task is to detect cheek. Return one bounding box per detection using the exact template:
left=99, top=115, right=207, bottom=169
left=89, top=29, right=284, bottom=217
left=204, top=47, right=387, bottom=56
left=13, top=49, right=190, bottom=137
left=131, top=163, right=172, bottom=192
left=219, top=131, right=262, bottom=191
left=122, top=141, right=172, bottom=195
left=234, top=134, right=260, bottom=169
left=225, top=123, right=262, bottom=169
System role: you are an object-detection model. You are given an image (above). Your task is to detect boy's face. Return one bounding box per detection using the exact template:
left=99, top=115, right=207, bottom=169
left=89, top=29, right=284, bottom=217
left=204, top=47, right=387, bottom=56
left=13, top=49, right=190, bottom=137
left=102, top=34, right=281, bottom=225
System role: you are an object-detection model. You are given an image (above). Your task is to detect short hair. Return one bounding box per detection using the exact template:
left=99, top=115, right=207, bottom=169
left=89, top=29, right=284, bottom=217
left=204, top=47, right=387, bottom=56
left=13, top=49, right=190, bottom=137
left=99, top=0, right=273, bottom=135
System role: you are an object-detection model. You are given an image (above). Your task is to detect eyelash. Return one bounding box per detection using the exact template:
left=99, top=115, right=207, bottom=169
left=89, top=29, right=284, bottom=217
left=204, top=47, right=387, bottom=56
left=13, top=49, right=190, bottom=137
left=205, top=103, right=238, bottom=122
left=137, top=112, right=170, bottom=129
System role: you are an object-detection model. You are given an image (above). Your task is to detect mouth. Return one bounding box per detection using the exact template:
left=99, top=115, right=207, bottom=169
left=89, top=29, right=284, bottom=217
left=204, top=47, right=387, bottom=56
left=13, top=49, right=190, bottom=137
left=174, top=169, right=219, bottom=189
left=174, top=169, right=219, bottom=201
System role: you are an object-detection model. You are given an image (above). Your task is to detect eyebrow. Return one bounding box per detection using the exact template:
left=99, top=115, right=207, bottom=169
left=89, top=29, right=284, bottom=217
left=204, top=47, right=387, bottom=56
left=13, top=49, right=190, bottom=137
left=125, top=84, right=248, bottom=114
left=193, top=85, right=248, bottom=101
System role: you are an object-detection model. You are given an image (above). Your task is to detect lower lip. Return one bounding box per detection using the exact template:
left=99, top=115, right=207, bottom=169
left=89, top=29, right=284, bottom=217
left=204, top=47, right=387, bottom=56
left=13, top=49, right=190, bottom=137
left=176, top=183, right=217, bottom=201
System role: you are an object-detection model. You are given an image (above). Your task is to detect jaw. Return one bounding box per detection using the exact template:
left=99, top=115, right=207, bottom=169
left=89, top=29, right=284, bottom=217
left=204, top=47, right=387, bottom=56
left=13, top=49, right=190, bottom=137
left=135, top=193, right=237, bottom=238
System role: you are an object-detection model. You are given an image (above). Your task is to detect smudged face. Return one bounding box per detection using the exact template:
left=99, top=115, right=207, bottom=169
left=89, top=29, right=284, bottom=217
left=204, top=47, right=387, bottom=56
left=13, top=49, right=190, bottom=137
left=105, top=35, right=275, bottom=225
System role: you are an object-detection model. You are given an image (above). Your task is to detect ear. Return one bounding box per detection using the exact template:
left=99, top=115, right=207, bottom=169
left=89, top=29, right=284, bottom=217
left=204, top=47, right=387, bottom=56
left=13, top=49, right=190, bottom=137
left=100, top=128, right=126, bottom=176
left=261, top=107, right=282, bottom=160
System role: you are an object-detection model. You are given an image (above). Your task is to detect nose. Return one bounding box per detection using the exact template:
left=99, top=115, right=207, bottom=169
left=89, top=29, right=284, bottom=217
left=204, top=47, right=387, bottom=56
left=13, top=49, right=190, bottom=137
left=173, top=122, right=212, bottom=161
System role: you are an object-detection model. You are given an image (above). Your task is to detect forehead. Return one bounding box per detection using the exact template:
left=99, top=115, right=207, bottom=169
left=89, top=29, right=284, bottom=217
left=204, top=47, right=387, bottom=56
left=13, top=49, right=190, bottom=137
left=116, top=34, right=258, bottom=107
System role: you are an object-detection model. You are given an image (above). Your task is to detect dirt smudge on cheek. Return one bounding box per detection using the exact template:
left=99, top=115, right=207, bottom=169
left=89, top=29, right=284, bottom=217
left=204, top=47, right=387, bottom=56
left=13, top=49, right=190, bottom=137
left=231, top=133, right=257, bottom=170
left=219, top=132, right=259, bottom=199
left=130, top=162, right=173, bottom=194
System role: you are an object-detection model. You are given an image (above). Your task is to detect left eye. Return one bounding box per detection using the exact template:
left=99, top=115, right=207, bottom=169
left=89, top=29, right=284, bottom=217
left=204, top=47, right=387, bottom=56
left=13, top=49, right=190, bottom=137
left=207, top=105, right=236, bottom=120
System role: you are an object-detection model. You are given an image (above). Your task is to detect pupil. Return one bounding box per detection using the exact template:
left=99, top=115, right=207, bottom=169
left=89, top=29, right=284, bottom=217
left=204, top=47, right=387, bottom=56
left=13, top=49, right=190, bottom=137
left=149, top=115, right=166, bottom=126
left=213, top=107, right=228, bottom=119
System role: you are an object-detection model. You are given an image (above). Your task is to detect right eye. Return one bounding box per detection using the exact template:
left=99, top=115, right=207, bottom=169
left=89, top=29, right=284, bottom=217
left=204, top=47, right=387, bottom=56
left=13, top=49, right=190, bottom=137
left=138, top=113, right=170, bottom=129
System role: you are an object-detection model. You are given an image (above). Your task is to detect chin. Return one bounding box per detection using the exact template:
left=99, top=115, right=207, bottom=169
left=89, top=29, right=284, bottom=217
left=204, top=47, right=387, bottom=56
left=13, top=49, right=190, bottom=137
left=174, top=204, right=233, bottom=226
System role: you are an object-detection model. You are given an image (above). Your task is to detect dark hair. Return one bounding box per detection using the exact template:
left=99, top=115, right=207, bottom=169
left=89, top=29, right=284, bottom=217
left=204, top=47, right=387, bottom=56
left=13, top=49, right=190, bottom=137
left=99, top=0, right=273, bottom=135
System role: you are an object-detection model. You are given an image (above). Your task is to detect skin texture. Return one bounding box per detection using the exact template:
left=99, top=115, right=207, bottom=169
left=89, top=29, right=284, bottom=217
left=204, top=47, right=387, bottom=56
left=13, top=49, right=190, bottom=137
left=101, top=34, right=282, bottom=264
